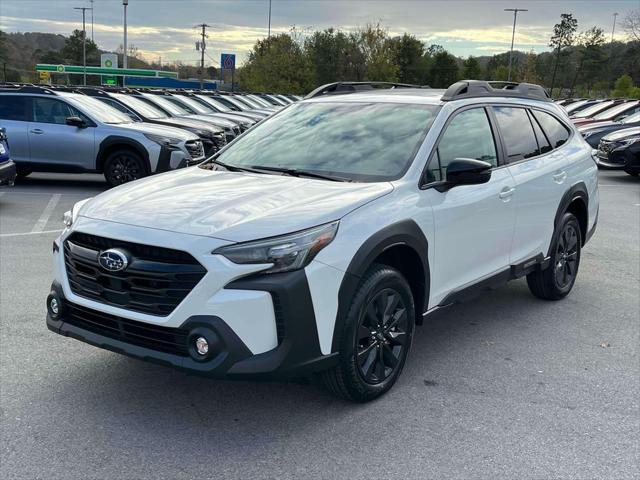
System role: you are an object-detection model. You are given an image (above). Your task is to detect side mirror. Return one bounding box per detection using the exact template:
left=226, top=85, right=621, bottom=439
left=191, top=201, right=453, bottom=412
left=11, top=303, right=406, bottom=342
left=65, top=116, right=87, bottom=128
left=445, top=158, right=492, bottom=187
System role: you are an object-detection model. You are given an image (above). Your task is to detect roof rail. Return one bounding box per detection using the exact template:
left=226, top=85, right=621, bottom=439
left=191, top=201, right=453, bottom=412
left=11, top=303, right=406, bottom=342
left=441, top=80, right=551, bottom=102
left=0, top=84, right=58, bottom=95
left=305, top=81, right=431, bottom=99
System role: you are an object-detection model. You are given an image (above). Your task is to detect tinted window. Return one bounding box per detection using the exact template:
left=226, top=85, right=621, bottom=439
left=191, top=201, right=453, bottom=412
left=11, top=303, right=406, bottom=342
left=528, top=110, right=552, bottom=154
left=427, top=108, right=497, bottom=182
left=531, top=110, right=570, bottom=149
left=494, top=107, right=539, bottom=162
left=32, top=98, right=85, bottom=125
left=0, top=96, right=29, bottom=121
left=212, top=102, right=440, bottom=182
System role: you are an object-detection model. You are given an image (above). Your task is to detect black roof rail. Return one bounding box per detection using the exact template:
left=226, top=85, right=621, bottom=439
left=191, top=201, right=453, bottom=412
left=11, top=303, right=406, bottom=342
left=0, top=84, right=59, bottom=95
left=442, top=80, right=551, bottom=102
left=305, top=81, right=431, bottom=99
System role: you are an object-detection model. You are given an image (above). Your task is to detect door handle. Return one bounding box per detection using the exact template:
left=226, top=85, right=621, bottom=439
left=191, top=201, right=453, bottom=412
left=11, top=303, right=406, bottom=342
left=30, top=129, right=44, bottom=135
left=553, top=171, right=567, bottom=184
left=499, top=186, right=516, bottom=200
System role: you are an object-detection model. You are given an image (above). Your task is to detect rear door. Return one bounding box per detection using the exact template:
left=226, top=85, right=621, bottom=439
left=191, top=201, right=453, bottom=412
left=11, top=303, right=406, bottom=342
left=495, top=106, right=571, bottom=263
left=28, top=97, right=96, bottom=169
left=0, top=95, right=30, bottom=162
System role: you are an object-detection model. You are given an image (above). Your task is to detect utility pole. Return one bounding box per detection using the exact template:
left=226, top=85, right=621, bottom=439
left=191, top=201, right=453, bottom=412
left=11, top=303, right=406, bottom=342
left=90, top=0, right=94, bottom=42
left=196, top=23, right=210, bottom=89
left=504, top=8, right=528, bottom=82
left=123, top=0, right=128, bottom=86
left=74, top=7, right=91, bottom=85
left=268, top=0, right=272, bottom=38
left=611, top=12, right=619, bottom=43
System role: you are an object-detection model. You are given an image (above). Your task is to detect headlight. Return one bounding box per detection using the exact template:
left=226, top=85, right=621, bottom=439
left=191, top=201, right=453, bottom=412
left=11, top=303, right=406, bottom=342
left=63, top=197, right=93, bottom=228
left=620, top=136, right=640, bottom=147
left=213, top=221, right=339, bottom=274
left=144, top=133, right=182, bottom=147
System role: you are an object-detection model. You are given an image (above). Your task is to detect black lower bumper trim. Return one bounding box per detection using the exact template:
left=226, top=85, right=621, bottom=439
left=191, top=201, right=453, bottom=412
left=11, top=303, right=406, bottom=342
left=0, top=160, right=17, bottom=186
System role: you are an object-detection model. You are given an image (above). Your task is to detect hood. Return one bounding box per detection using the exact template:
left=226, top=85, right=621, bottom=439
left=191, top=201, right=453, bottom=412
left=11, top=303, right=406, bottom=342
left=156, top=117, right=224, bottom=135
left=572, top=118, right=597, bottom=126
left=579, top=120, right=618, bottom=132
left=80, top=167, right=393, bottom=242
left=186, top=114, right=239, bottom=129
left=602, top=127, right=640, bottom=142
left=116, top=122, right=198, bottom=141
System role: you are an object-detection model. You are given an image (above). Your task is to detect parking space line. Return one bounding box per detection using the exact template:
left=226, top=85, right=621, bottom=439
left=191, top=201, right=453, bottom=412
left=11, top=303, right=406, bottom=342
left=31, top=194, right=62, bottom=233
left=0, top=229, right=62, bottom=238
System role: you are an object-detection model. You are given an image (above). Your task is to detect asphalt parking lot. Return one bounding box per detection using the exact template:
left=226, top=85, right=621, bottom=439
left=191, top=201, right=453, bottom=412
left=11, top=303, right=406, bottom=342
left=1, top=170, right=638, bottom=480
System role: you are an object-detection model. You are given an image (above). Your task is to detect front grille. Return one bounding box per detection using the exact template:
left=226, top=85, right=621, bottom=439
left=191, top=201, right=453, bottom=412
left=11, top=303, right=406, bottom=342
left=65, top=302, right=190, bottom=356
left=64, top=232, right=206, bottom=316
left=185, top=140, right=205, bottom=159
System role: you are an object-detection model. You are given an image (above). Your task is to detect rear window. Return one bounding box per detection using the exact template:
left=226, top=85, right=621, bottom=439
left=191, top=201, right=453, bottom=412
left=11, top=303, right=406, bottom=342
left=493, top=107, right=540, bottom=162
left=0, top=96, right=29, bottom=121
left=531, top=110, right=570, bottom=149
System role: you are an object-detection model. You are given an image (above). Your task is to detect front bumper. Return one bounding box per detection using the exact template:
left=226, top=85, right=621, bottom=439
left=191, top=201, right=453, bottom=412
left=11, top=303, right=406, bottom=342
left=0, top=160, right=16, bottom=186
left=46, top=270, right=338, bottom=380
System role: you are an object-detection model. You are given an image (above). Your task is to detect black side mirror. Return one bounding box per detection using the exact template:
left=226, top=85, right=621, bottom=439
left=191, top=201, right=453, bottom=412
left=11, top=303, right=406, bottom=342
left=65, top=116, right=87, bottom=128
left=445, top=158, right=492, bottom=187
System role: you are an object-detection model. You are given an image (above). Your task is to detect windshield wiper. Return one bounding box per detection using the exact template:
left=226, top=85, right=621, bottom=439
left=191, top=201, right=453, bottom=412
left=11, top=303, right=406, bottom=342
left=211, top=159, right=264, bottom=174
left=251, top=165, right=352, bottom=182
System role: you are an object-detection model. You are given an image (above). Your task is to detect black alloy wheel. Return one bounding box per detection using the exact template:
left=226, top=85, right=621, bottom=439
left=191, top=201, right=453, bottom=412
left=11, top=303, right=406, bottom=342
left=356, top=288, right=409, bottom=384
left=554, top=222, right=579, bottom=289
left=104, top=150, right=146, bottom=187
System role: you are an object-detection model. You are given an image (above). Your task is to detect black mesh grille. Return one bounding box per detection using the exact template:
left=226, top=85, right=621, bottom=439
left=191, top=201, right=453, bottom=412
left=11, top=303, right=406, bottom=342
left=65, top=302, right=190, bottom=356
left=271, top=293, right=286, bottom=345
left=185, top=140, right=205, bottom=159
left=64, top=232, right=206, bottom=316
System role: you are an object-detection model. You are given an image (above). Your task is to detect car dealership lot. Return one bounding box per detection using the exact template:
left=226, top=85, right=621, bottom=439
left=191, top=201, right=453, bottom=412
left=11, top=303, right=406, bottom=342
left=1, top=171, right=638, bottom=479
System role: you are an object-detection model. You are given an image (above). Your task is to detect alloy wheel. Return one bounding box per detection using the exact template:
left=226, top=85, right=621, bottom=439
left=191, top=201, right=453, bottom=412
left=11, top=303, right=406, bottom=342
left=356, top=288, right=409, bottom=385
left=108, top=156, right=141, bottom=185
left=555, top=223, right=579, bottom=288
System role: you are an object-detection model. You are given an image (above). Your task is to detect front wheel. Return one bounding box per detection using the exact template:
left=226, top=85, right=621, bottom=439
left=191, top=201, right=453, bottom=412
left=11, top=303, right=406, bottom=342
left=527, top=212, right=582, bottom=300
left=103, top=150, right=147, bottom=187
left=321, top=264, right=415, bottom=402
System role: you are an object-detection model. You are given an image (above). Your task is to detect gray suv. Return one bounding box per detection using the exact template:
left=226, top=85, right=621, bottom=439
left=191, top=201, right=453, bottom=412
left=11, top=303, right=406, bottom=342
left=0, top=86, right=205, bottom=186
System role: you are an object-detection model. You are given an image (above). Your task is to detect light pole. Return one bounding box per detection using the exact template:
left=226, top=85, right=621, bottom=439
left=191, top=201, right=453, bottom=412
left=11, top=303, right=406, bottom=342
left=74, top=7, right=92, bottom=85
left=268, top=0, right=272, bottom=38
left=90, top=0, right=94, bottom=42
left=123, top=0, right=128, bottom=86
left=504, top=8, right=528, bottom=82
left=611, top=12, right=619, bottom=43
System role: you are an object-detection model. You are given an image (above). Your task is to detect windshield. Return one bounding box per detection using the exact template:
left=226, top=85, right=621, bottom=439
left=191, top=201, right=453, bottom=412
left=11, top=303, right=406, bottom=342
left=593, top=102, right=638, bottom=120
left=64, top=94, right=132, bottom=124
left=140, top=94, right=189, bottom=116
left=112, top=93, right=168, bottom=119
left=171, top=95, right=213, bottom=114
left=224, top=96, right=251, bottom=110
left=574, top=101, right=615, bottom=118
left=196, top=95, right=230, bottom=112
left=237, top=96, right=263, bottom=109
left=208, top=101, right=439, bottom=182
left=246, top=94, right=272, bottom=108
left=622, top=112, right=640, bottom=124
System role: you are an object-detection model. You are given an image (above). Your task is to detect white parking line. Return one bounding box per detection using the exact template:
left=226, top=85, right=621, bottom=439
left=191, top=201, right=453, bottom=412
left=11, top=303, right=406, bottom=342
left=0, top=229, right=62, bottom=238
left=30, top=194, right=62, bottom=233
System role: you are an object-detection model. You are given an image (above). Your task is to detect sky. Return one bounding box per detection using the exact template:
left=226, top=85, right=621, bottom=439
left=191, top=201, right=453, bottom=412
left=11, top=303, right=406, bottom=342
left=0, top=0, right=637, bottom=67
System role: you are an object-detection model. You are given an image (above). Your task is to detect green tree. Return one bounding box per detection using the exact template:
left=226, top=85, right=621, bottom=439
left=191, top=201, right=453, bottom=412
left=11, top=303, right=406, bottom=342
left=389, top=33, right=427, bottom=84
left=429, top=51, right=459, bottom=87
left=569, top=27, right=605, bottom=96
left=61, top=29, right=99, bottom=65
left=549, top=13, right=578, bottom=95
left=462, top=56, right=481, bottom=79
left=611, top=74, right=635, bottom=97
left=305, top=28, right=360, bottom=84
left=355, top=23, right=398, bottom=82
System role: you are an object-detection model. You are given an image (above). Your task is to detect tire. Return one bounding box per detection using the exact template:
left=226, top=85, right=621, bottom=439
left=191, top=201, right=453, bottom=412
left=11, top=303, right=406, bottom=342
left=103, top=149, right=148, bottom=187
left=15, top=166, right=32, bottom=179
left=321, top=263, right=415, bottom=402
left=626, top=171, right=639, bottom=177
left=527, top=212, right=582, bottom=300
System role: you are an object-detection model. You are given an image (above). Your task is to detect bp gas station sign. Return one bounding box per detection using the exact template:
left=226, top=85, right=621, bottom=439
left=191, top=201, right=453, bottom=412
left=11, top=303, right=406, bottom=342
left=101, top=53, right=118, bottom=85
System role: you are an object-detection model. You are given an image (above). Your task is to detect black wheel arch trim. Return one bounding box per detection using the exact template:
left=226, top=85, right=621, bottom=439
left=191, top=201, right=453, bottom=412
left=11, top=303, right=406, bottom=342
left=552, top=182, right=589, bottom=252
left=331, top=219, right=430, bottom=353
left=96, top=136, right=151, bottom=173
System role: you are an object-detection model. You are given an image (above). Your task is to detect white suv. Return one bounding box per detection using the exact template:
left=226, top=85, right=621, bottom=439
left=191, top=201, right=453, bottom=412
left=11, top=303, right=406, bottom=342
left=47, top=81, right=599, bottom=402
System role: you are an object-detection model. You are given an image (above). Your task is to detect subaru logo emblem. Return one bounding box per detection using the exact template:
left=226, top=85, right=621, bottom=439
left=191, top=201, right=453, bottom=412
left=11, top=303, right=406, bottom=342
left=98, top=249, right=129, bottom=272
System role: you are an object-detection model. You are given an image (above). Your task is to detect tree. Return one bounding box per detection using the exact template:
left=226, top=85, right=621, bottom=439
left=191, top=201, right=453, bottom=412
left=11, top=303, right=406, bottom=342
left=429, top=51, right=459, bottom=87
left=61, top=29, right=98, bottom=65
left=305, top=28, right=360, bottom=84
left=462, top=56, right=481, bottom=79
left=389, top=33, right=427, bottom=84
left=355, top=23, right=398, bottom=82
left=549, top=13, right=578, bottom=95
left=569, top=27, right=606, bottom=96
left=611, top=74, right=635, bottom=97
left=622, top=9, right=640, bottom=41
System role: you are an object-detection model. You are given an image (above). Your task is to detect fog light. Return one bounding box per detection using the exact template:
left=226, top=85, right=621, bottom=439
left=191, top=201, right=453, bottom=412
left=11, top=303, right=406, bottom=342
left=50, top=298, right=59, bottom=315
left=47, top=292, right=63, bottom=319
left=195, top=336, right=209, bottom=356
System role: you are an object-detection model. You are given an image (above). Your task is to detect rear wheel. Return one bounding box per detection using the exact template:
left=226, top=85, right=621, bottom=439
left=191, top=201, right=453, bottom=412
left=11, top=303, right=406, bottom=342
left=15, top=166, right=32, bottom=179
left=527, top=212, right=582, bottom=300
left=321, top=264, right=415, bottom=402
left=103, top=149, right=147, bottom=187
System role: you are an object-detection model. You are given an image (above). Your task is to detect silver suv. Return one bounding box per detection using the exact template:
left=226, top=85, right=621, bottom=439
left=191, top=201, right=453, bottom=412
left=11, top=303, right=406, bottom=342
left=0, top=86, right=205, bottom=186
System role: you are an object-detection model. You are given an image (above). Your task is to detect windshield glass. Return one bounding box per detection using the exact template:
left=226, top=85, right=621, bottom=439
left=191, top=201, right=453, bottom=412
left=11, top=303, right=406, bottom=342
left=112, top=93, right=168, bottom=119
left=574, top=101, right=615, bottom=118
left=196, top=95, right=230, bottom=112
left=64, top=94, right=132, bottom=124
left=593, top=102, right=637, bottom=120
left=622, top=112, right=640, bottom=123
left=209, top=101, right=439, bottom=182
left=224, top=96, right=251, bottom=110
left=246, top=95, right=272, bottom=108
left=237, top=96, right=262, bottom=109
left=172, top=95, right=213, bottom=114
left=140, top=94, right=189, bottom=116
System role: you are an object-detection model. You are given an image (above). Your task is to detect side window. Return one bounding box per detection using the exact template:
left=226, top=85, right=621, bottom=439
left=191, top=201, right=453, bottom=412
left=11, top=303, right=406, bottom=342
left=0, top=96, right=29, bottom=121
left=426, top=108, right=497, bottom=183
left=32, top=98, right=88, bottom=125
left=493, top=107, right=540, bottom=162
left=528, top=110, right=552, bottom=155
left=531, top=110, right=570, bottom=149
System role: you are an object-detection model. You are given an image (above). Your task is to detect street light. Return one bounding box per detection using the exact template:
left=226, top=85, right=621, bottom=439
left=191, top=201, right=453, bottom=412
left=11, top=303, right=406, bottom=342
left=504, top=8, right=528, bottom=82
left=123, top=0, right=128, bottom=86
left=74, top=7, right=92, bottom=85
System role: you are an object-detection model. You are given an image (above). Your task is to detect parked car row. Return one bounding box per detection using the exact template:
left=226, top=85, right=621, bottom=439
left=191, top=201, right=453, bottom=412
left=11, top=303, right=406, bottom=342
left=556, top=97, right=640, bottom=177
left=0, top=84, right=299, bottom=186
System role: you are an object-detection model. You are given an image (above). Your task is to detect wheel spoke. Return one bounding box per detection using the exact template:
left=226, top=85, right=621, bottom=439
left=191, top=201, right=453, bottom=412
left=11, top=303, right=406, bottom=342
left=562, top=263, right=568, bottom=285
left=382, top=293, right=400, bottom=326
left=384, top=307, right=406, bottom=332
left=361, top=347, right=377, bottom=380
left=386, top=330, right=406, bottom=346
left=375, top=345, right=386, bottom=380
left=357, top=342, right=376, bottom=363
left=364, top=303, right=378, bottom=328
left=358, top=325, right=371, bottom=341
left=567, top=231, right=578, bottom=251
left=382, top=344, right=398, bottom=369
